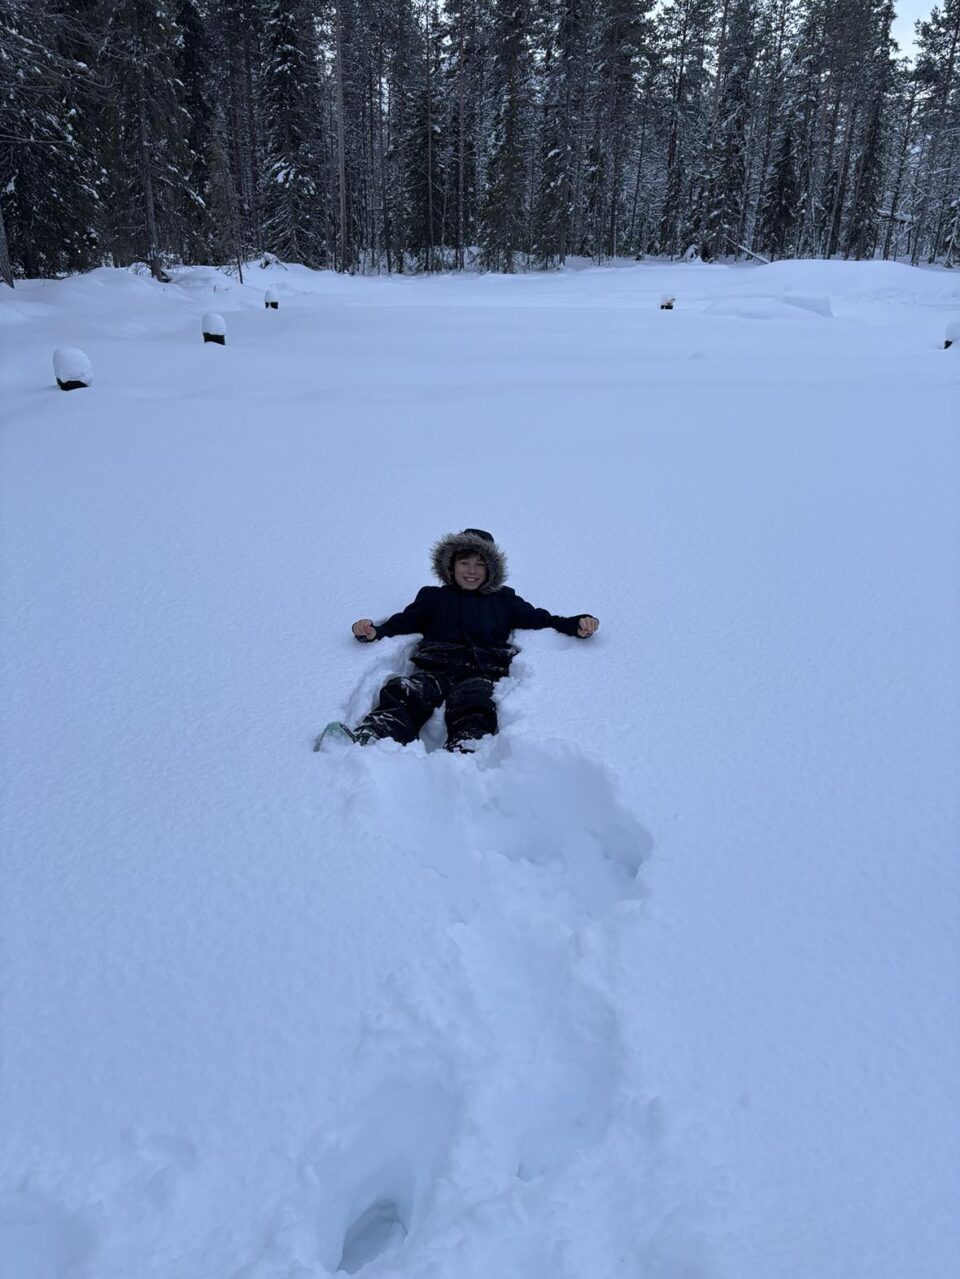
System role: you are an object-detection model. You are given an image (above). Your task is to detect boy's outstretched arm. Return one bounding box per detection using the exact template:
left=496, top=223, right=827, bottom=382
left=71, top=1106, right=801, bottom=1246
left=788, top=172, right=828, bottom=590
left=352, top=587, right=433, bottom=642
left=510, top=592, right=599, bottom=639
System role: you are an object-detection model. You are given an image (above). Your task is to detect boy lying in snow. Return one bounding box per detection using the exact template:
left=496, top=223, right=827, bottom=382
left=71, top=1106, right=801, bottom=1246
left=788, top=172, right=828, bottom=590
left=339, top=528, right=599, bottom=753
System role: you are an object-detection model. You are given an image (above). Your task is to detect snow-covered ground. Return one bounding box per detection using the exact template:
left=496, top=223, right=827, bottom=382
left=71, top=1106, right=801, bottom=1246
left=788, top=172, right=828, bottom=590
left=2, top=257, right=958, bottom=1279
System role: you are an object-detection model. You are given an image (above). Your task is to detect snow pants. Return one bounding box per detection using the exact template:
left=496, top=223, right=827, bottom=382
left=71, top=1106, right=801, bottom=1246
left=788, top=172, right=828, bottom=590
left=357, top=671, right=497, bottom=748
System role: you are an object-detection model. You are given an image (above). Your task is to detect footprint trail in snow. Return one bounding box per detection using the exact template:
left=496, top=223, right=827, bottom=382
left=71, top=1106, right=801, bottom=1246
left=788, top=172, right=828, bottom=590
left=228, top=733, right=713, bottom=1279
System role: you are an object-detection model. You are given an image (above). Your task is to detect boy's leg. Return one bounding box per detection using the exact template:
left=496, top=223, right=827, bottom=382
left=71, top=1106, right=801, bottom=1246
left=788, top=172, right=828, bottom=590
left=356, top=673, right=448, bottom=745
left=444, top=677, right=497, bottom=750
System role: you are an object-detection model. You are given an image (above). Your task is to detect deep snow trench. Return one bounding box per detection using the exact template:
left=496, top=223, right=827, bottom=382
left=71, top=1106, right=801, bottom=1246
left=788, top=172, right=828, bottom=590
left=298, top=734, right=652, bottom=1278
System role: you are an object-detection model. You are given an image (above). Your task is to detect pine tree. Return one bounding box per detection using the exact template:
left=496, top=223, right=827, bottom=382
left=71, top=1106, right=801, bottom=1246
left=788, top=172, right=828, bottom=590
left=394, top=1, right=445, bottom=271
left=844, top=87, right=885, bottom=258
left=479, top=0, right=530, bottom=271
left=440, top=0, right=493, bottom=266
left=836, top=0, right=895, bottom=259
left=2, top=0, right=958, bottom=280
left=655, top=0, right=715, bottom=256
left=745, top=0, right=799, bottom=254
left=262, top=0, right=327, bottom=265
left=381, top=0, right=425, bottom=271
left=789, top=0, right=829, bottom=257
left=174, top=0, right=215, bottom=264
left=911, top=0, right=960, bottom=263
left=583, top=0, right=653, bottom=261
left=700, top=0, right=758, bottom=259
left=0, top=0, right=101, bottom=279
left=808, top=0, right=893, bottom=259
left=99, top=0, right=196, bottom=275
left=758, top=119, right=800, bottom=255
left=209, top=0, right=268, bottom=256
left=532, top=0, right=587, bottom=266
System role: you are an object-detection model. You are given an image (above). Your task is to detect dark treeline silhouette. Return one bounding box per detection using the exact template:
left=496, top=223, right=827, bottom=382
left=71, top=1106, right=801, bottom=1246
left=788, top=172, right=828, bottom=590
left=1, top=0, right=958, bottom=284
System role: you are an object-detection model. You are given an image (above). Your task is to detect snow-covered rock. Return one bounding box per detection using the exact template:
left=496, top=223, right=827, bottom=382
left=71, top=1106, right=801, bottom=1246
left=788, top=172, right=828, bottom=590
left=53, top=346, right=93, bottom=389
left=660, top=293, right=675, bottom=310
left=264, top=286, right=279, bottom=309
left=945, top=318, right=960, bottom=348
left=201, top=311, right=226, bottom=342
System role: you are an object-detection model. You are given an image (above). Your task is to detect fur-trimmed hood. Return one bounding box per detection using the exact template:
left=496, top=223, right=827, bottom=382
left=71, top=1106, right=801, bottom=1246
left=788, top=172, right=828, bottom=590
left=431, top=528, right=507, bottom=593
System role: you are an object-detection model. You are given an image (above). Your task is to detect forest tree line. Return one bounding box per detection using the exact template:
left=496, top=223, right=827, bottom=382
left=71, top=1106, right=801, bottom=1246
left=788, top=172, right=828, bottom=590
left=1, top=0, right=959, bottom=283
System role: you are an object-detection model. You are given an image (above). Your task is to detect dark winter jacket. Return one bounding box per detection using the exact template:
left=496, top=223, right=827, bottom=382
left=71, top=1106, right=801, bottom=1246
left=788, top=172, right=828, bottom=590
left=359, top=529, right=592, bottom=679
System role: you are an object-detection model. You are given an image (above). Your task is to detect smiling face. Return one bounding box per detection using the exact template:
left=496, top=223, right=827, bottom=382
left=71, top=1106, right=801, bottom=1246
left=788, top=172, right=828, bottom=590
left=453, top=551, right=489, bottom=591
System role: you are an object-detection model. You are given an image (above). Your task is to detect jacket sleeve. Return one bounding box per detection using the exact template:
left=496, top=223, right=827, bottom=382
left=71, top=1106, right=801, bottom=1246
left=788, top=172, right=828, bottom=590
left=371, top=587, right=433, bottom=640
left=510, top=592, right=585, bottom=637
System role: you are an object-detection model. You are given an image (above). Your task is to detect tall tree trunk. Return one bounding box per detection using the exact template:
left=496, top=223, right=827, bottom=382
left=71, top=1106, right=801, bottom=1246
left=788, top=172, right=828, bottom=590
left=815, top=78, right=844, bottom=254
left=0, top=202, right=14, bottom=287
left=425, top=2, right=434, bottom=272
left=912, top=14, right=959, bottom=264
left=131, top=1, right=162, bottom=279
left=882, top=86, right=914, bottom=259
left=457, top=5, right=465, bottom=270
left=335, top=1, right=348, bottom=272
left=627, top=106, right=648, bottom=250
left=826, top=101, right=856, bottom=258
left=377, top=42, right=392, bottom=273
left=242, top=32, right=262, bottom=247
left=929, top=130, right=959, bottom=256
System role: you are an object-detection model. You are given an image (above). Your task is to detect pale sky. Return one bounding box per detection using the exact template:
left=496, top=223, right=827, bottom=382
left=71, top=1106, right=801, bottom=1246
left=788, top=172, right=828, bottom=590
left=892, top=0, right=933, bottom=59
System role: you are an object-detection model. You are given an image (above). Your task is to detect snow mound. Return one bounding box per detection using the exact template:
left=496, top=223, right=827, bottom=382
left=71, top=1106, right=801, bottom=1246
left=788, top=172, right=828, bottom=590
left=739, top=259, right=960, bottom=307
left=167, top=265, right=240, bottom=300
left=783, top=293, right=833, bottom=317
left=704, top=297, right=820, bottom=321
left=0, top=297, right=56, bottom=326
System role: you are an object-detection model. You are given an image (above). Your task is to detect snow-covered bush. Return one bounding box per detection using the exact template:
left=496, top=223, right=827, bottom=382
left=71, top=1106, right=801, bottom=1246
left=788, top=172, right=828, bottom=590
left=127, top=261, right=172, bottom=283
left=682, top=245, right=700, bottom=263
left=53, top=347, right=93, bottom=390
left=202, top=312, right=226, bottom=344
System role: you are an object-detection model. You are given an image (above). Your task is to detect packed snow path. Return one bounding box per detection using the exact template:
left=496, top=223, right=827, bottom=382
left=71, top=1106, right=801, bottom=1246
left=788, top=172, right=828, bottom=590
left=2, top=259, right=959, bottom=1279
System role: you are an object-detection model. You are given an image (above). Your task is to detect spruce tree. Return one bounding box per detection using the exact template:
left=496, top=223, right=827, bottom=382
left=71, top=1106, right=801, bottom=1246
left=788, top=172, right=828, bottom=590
left=844, top=88, right=885, bottom=258
left=700, top=0, right=758, bottom=259
left=175, top=0, right=215, bottom=264
left=911, top=0, right=960, bottom=263
left=758, top=119, right=800, bottom=255
left=209, top=0, right=269, bottom=256
left=655, top=0, right=715, bottom=256
left=479, top=0, right=530, bottom=271
left=99, top=0, right=196, bottom=274
left=262, top=0, right=326, bottom=266
left=532, top=0, right=587, bottom=267
left=0, top=0, right=100, bottom=279
left=583, top=0, right=653, bottom=261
